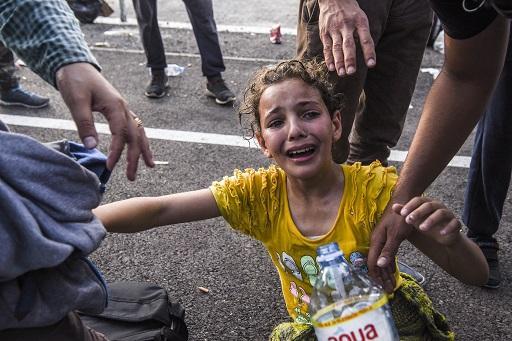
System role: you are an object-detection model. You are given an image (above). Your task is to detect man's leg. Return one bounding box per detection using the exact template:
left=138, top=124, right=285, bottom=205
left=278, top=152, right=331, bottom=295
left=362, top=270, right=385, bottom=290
left=0, top=42, right=49, bottom=109
left=0, top=42, right=18, bottom=91
left=348, top=0, right=432, bottom=165
left=183, top=0, right=235, bottom=105
left=296, top=0, right=391, bottom=163
left=132, top=0, right=168, bottom=98
left=462, top=30, right=512, bottom=288
left=182, top=0, right=224, bottom=78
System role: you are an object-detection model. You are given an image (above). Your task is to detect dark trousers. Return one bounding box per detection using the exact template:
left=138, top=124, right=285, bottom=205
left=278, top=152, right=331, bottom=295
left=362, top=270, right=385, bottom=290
left=132, top=0, right=225, bottom=77
left=0, top=41, right=18, bottom=91
left=462, top=28, right=512, bottom=243
left=0, top=312, right=108, bottom=341
left=297, top=0, right=432, bottom=164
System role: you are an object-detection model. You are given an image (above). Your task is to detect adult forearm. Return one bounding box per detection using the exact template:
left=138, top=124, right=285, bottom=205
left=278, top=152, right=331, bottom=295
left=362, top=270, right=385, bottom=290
left=0, top=0, right=100, bottom=87
left=394, top=18, right=509, bottom=202
left=394, top=74, right=488, bottom=199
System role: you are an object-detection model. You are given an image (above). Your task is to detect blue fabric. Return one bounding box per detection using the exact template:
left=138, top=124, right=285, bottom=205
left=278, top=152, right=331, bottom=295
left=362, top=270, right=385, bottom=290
left=0, top=131, right=107, bottom=330
left=69, top=141, right=111, bottom=193
left=462, top=27, right=512, bottom=242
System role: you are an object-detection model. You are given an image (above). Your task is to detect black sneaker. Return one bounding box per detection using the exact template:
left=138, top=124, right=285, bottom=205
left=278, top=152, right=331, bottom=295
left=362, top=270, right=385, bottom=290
left=398, top=260, right=426, bottom=286
left=475, top=240, right=500, bottom=289
left=144, top=70, right=168, bottom=98
left=206, top=77, right=235, bottom=105
left=0, top=86, right=49, bottom=109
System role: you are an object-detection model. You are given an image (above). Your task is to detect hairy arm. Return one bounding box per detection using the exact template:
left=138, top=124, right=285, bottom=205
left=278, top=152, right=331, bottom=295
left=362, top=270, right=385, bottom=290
left=93, top=189, right=221, bottom=233
left=368, top=17, right=509, bottom=288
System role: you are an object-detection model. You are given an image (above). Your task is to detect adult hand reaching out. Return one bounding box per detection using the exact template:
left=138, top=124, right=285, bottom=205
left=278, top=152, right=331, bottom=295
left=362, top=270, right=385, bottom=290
left=318, top=0, right=375, bottom=76
left=56, top=63, right=154, bottom=181
left=367, top=204, right=415, bottom=293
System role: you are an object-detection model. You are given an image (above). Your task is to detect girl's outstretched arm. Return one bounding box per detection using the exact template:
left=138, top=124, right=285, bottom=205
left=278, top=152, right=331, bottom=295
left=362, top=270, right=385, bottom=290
left=392, top=197, right=489, bottom=286
left=93, top=189, right=220, bottom=233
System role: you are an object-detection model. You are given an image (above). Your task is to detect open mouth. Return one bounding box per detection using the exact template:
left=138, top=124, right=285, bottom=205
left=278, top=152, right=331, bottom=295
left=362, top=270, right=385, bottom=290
left=287, top=146, right=315, bottom=159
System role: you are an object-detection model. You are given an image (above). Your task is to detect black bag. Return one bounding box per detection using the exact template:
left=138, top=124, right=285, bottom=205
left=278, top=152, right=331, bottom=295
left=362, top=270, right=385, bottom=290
left=67, top=0, right=102, bottom=23
left=79, top=282, right=188, bottom=341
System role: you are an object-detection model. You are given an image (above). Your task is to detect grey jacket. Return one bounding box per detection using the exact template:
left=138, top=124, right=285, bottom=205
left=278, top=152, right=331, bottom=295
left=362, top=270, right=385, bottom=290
left=0, top=130, right=107, bottom=330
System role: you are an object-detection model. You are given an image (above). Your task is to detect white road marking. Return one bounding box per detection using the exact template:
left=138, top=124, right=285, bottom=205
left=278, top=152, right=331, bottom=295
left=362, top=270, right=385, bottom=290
left=0, top=113, right=471, bottom=168
left=90, top=46, right=282, bottom=64
left=421, top=68, right=441, bottom=79
left=95, top=17, right=297, bottom=36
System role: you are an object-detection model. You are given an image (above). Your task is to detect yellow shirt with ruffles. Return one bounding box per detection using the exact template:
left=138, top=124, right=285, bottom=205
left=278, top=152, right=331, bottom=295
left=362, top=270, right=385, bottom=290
left=210, top=161, right=401, bottom=322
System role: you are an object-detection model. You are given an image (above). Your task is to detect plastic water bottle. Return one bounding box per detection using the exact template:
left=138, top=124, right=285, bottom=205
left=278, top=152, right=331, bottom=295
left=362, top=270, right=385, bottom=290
left=166, top=64, right=185, bottom=77
left=309, top=242, right=399, bottom=340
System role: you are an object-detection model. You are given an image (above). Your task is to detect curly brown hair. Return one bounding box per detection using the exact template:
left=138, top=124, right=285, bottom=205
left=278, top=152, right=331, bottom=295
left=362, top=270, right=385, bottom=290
left=237, top=59, right=344, bottom=139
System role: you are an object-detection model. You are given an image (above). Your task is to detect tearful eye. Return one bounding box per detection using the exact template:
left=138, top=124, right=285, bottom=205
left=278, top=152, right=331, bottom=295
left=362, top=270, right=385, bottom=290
left=268, top=119, right=284, bottom=128
left=303, top=111, right=320, bottom=119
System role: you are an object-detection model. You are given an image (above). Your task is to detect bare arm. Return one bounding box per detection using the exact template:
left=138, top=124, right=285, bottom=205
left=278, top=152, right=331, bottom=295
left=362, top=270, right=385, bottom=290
left=393, top=197, right=489, bottom=285
left=408, top=230, right=488, bottom=286
left=392, top=198, right=488, bottom=286
left=93, top=189, right=221, bottom=233
left=367, top=17, right=509, bottom=289
left=396, top=16, right=509, bottom=201
left=0, top=0, right=154, bottom=180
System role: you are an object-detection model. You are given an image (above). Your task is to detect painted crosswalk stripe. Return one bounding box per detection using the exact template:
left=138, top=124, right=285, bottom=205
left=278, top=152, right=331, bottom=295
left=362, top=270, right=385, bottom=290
left=0, top=113, right=470, bottom=168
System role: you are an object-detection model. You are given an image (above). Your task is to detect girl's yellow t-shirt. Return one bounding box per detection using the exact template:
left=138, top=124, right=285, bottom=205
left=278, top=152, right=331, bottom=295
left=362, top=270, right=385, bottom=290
left=210, top=162, right=400, bottom=322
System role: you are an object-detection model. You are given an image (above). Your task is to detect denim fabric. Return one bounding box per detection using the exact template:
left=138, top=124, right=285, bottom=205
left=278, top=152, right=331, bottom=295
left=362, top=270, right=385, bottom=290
left=132, top=0, right=225, bottom=77
left=69, top=141, right=112, bottom=193
left=297, top=0, right=432, bottom=164
left=43, top=139, right=111, bottom=193
left=462, top=28, right=512, bottom=243
left=0, top=131, right=107, bottom=329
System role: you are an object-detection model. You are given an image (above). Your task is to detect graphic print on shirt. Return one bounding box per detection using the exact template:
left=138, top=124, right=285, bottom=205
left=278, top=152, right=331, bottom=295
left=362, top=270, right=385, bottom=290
left=349, top=251, right=369, bottom=274
left=300, top=255, right=319, bottom=286
left=282, top=252, right=303, bottom=280
left=290, top=281, right=311, bottom=323
left=276, top=252, right=285, bottom=270
left=275, top=251, right=321, bottom=323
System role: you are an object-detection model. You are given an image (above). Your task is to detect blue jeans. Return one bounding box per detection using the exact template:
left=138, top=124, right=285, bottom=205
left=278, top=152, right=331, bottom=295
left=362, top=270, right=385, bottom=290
left=462, top=28, right=512, bottom=243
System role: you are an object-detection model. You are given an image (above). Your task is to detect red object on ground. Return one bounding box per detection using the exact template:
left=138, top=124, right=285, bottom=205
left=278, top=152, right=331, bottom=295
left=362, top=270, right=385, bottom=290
left=270, top=24, right=282, bottom=44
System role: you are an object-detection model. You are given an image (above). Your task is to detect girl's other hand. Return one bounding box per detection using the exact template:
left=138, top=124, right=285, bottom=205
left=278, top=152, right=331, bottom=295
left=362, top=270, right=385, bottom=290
left=392, top=197, right=463, bottom=247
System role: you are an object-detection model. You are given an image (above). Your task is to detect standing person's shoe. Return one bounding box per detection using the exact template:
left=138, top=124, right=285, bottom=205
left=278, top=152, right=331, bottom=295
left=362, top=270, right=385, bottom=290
left=144, top=69, right=168, bottom=98
left=206, top=76, right=236, bottom=105
left=474, top=240, right=500, bottom=289
left=0, top=86, right=49, bottom=109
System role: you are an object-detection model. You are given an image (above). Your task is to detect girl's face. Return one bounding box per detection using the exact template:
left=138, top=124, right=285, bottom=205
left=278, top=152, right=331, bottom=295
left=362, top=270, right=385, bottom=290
left=256, top=78, right=342, bottom=180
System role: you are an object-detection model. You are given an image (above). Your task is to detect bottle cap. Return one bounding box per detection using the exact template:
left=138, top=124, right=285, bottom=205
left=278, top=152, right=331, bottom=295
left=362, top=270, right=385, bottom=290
left=317, top=242, right=344, bottom=256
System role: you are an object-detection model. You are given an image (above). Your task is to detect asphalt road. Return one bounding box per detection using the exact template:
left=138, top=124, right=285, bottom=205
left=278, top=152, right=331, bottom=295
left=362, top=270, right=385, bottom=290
left=1, top=3, right=511, bottom=340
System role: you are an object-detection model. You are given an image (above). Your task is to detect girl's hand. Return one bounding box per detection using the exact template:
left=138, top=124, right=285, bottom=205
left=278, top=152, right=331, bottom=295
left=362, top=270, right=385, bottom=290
left=392, top=197, right=463, bottom=247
